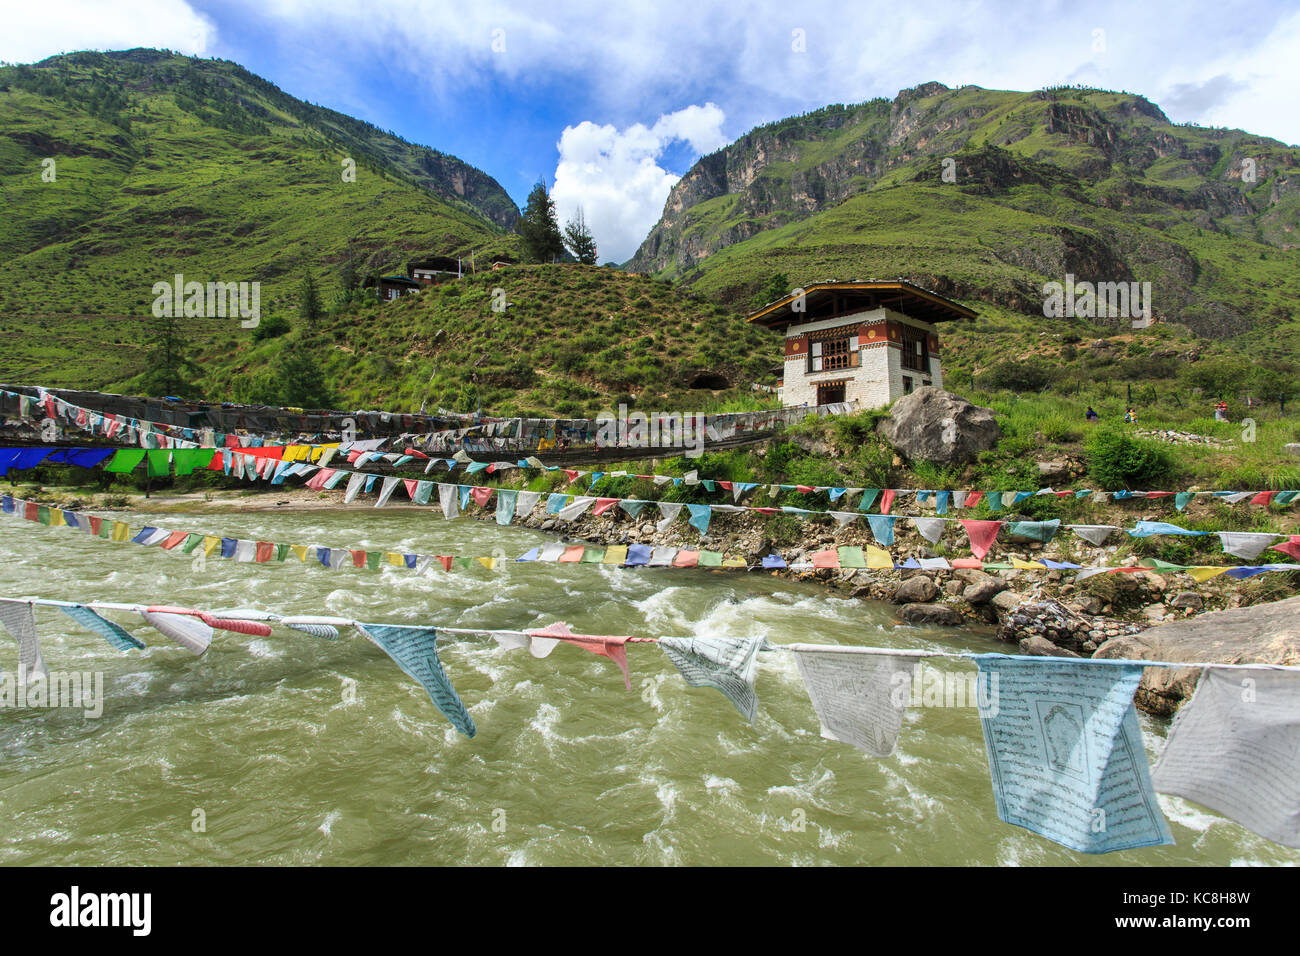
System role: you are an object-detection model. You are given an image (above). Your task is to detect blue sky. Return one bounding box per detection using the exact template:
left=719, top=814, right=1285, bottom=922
left=7, top=0, right=1300, bottom=261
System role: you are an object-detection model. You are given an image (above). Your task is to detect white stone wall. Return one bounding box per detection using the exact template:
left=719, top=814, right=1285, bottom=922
left=779, top=307, right=945, bottom=408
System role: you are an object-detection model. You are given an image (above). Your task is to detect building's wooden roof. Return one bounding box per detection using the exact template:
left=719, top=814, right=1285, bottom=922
left=745, top=280, right=977, bottom=329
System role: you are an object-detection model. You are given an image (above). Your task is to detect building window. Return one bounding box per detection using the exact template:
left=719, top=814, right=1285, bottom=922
left=809, top=335, right=859, bottom=372
left=901, top=326, right=929, bottom=372
left=903, top=376, right=914, bottom=394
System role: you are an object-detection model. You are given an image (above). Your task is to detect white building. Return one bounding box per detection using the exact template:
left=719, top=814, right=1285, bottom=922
left=746, top=280, right=976, bottom=408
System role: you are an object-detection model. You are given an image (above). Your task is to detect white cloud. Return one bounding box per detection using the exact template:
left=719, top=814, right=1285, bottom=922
left=550, top=103, right=727, bottom=264
left=0, top=0, right=215, bottom=63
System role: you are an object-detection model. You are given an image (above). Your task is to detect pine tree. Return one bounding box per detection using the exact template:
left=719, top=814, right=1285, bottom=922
left=519, top=182, right=564, bottom=263
left=299, top=270, right=322, bottom=329
left=139, top=314, right=197, bottom=397
left=563, top=207, right=598, bottom=265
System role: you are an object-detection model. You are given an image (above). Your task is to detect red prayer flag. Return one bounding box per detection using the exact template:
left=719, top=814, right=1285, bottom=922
left=470, top=486, right=493, bottom=508
left=811, top=548, right=840, bottom=569
left=559, top=545, right=584, bottom=562
left=307, top=468, right=337, bottom=490
left=965, top=490, right=984, bottom=509
left=527, top=622, right=632, bottom=690
left=880, top=489, right=896, bottom=514
left=592, top=498, right=620, bottom=515
left=350, top=549, right=366, bottom=568
left=436, top=555, right=453, bottom=572
left=672, top=550, right=699, bottom=567
left=160, top=531, right=189, bottom=550
left=403, top=479, right=419, bottom=499
left=255, top=541, right=275, bottom=563
left=961, top=519, right=1001, bottom=560
left=1251, top=491, right=1277, bottom=506
left=1270, top=536, right=1300, bottom=561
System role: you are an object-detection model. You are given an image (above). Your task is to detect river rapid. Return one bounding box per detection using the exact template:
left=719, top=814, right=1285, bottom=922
left=0, top=507, right=1295, bottom=866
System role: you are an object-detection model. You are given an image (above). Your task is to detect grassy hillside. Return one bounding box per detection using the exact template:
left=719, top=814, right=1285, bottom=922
left=0, top=50, right=520, bottom=330
left=199, top=264, right=783, bottom=417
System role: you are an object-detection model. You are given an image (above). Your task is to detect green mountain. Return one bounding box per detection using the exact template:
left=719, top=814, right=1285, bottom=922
left=0, top=48, right=520, bottom=332
left=629, top=82, right=1300, bottom=349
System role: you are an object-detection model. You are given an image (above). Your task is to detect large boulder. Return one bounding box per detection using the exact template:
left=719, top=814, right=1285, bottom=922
left=877, top=387, right=1000, bottom=465
left=900, top=603, right=963, bottom=627
left=893, top=575, right=938, bottom=604
left=1094, top=596, right=1300, bottom=716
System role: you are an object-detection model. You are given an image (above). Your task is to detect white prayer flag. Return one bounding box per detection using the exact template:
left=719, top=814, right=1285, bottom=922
left=789, top=645, right=925, bottom=757
left=1152, top=668, right=1300, bottom=848
left=0, top=599, right=49, bottom=683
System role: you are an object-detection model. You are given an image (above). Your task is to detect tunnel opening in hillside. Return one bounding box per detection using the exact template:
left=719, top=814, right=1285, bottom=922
left=688, top=372, right=731, bottom=390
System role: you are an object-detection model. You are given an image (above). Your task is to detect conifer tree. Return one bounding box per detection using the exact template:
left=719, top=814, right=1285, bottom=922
left=519, top=182, right=564, bottom=263
left=563, top=207, right=598, bottom=265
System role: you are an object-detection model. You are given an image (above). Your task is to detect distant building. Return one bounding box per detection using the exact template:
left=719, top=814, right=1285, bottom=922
left=365, top=275, right=423, bottom=301
left=745, top=280, right=976, bottom=408
left=409, top=256, right=462, bottom=285
left=489, top=255, right=518, bottom=270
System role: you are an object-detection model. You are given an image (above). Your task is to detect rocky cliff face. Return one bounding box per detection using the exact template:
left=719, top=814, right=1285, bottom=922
left=626, top=82, right=1300, bottom=339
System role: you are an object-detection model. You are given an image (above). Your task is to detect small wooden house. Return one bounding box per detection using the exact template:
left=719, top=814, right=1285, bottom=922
left=365, top=275, right=423, bottom=301
left=409, top=256, right=462, bottom=285
left=745, top=280, right=976, bottom=408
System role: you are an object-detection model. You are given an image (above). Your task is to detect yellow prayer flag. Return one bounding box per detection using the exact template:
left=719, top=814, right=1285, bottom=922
left=866, top=545, right=893, bottom=569
left=386, top=552, right=404, bottom=566
left=1186, top=566, right=1228, bottom=582
left=290, top=544, right=309, bottom=562
left=202, top=535, right=221, bottom=556
left=1011, top=558, right=1043, bottom=570
left=111, top=521, right=131, bottom=542
left=476, top=557, right=497, bottom=570
left=50, top=510, right=66, bottom=527
left=721, top=557, right=746, bottom=567
left=603, top=545, right=629, bottom=565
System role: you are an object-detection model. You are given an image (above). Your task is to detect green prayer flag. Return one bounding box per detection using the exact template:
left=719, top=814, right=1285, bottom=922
left=145, top=449, right=171, bottom=478
left=36, top=505, right=51, bottom=526
left=365, top=551, right=380, bottom=570
left=171, top=448, right=215, bottom=476
left=180, top=533, right=203, bottom=554
left=837, top=546, right=867, bottom=568
left=580, top=548, right=605, bottom=563
left=1007, top=519, right=1061, bottom=543
left=697, top=550, right=723, bottom=567
left=275, top=543, right=290, bottom=562
left=104, top=449, right=146, bottom=473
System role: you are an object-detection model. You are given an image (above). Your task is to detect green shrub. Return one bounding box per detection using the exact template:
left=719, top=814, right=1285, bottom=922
left=1083, top=428, right=1176, bottom=489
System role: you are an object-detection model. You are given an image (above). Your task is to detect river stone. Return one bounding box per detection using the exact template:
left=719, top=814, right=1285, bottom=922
left=900, top=603, right=963, bottom=627
left=1019, top=635, right=1080, bottom=657
left=1169, top=591, right=1204, bottom=610
left=962, top=576, right=1006, bottom=605
left=876, top=386, right=1001, bottom=465
left=990, top=590, right=1025, bottom=614
left=893, top=575, right=938, bottom=604
left=1093, top=595, right=1300, bottom=716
